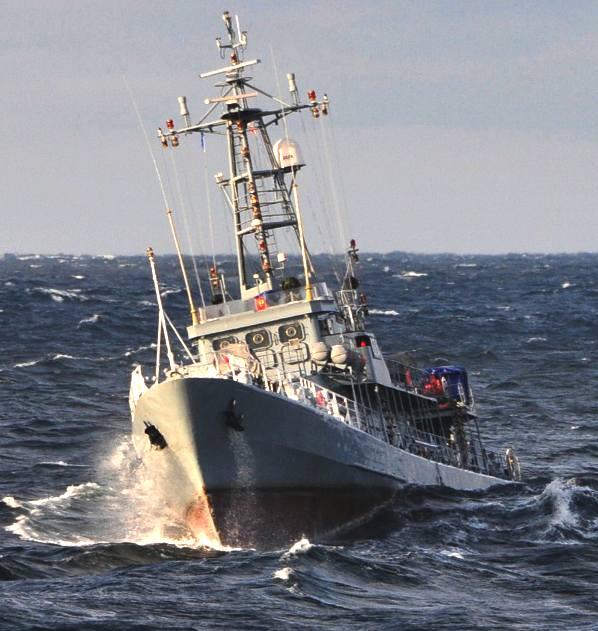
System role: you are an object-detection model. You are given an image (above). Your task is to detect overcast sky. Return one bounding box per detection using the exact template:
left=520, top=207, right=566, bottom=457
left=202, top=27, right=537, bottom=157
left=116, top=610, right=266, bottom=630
left=3, top=0, right=598, bottom=255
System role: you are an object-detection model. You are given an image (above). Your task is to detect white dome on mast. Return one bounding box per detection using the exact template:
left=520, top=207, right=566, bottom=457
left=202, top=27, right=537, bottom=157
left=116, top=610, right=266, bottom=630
left=272, top=138, right=304, bottom=169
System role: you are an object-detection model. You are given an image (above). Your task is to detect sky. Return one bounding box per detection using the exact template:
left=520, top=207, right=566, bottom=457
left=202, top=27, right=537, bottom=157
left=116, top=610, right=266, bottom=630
left=3, top=0, right=598, bottom=255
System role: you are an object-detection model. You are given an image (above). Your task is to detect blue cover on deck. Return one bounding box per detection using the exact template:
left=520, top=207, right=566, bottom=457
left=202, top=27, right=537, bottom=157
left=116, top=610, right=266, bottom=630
left=422, top=365, right=471, bottom=404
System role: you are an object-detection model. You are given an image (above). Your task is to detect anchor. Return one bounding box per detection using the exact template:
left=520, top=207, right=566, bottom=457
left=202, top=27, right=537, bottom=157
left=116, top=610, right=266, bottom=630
left=143, top=421, right=168, bottom=450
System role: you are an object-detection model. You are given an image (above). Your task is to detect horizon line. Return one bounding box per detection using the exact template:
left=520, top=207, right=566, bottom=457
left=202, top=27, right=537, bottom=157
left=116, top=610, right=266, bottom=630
left=2, top=249, right=598, bottom=258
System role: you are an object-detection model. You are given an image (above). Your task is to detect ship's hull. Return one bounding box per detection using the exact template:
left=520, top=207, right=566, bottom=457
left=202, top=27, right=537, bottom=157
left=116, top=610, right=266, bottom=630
left=132, top=377, right=509, bottom=547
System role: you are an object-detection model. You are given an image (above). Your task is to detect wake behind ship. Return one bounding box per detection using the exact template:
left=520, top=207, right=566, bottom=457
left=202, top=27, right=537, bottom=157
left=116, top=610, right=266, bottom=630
left=128, top=12, right=521, bottom=548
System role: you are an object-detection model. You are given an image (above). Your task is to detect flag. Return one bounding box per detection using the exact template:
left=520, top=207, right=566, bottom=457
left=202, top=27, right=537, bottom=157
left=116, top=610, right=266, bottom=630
left=255, top=294, right=267, bottom=311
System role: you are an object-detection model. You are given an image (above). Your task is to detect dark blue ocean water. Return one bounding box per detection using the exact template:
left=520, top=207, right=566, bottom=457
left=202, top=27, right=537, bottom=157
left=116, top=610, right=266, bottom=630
left=0, top=252, right=597, bottom=630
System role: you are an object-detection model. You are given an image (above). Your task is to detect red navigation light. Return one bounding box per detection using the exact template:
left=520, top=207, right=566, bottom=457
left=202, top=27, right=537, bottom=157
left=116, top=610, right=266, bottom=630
left=307, top=90, right=316, bottom=103
left=166, top=119, right=175, bottom=130
left=360, top=341, right=367, bottom=348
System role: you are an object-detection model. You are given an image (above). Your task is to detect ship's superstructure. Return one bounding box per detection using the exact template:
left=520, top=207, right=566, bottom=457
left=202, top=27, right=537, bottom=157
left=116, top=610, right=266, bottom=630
left=129, top=12, right=520, bottom=548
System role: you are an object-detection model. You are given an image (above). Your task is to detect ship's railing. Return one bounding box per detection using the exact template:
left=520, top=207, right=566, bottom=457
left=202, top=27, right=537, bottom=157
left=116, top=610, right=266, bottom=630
left=198, top=282, right=333, bottom=322
left=386, top=358, right=427, bottom=392
left=283, top=374, right=508, bottom=477
left=180, top=351, right=510, bottom=479
left=289, top=376, right=387, bottom=439
left=386, top=358, right=473, bottom=409
left=184, top=350, right=386, bottom=437
left=399, top=425, right=509, bottom=478
left=181, top=349, right=259, bottom=384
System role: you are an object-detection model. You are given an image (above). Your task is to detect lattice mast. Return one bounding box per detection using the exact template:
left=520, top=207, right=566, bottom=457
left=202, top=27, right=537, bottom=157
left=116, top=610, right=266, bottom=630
left=159, top=11, right=329, bottom=303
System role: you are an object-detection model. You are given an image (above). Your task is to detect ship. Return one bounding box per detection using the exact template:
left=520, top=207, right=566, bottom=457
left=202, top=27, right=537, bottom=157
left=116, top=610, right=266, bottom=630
left=128, top=11, right=521, bottom=549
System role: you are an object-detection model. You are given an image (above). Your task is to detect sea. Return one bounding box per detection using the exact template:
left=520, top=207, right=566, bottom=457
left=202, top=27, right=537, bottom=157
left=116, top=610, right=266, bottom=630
left=0, top=252, right=596, bottom=630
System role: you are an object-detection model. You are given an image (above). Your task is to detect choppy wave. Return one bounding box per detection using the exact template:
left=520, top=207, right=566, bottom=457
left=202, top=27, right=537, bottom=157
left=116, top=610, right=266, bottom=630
left=26, top=287, right=89, bottom=302
left=393, top=271, right=428, bottom=278
left=527, top=336, right=548, bottom=344
left=369, top=308, right=399, bottom=316
left=77, top=314, right=101, bottom=327
left=37, top=461, right=90, bottom=468
left=273, top=566, right=294, bottom=581
left=1, top=252, right=597, bottom=629
left=284, top=537, right=314, bottom=557
left=14, top=359, right=40, bottom=368
left=2, top=441, right=200, bottom=549
left=160, top=287, right=184, bottom=297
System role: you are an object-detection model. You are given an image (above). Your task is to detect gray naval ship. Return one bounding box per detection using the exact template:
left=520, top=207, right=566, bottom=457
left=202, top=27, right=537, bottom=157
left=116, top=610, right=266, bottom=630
left=128, top=12, right=521, bottom=548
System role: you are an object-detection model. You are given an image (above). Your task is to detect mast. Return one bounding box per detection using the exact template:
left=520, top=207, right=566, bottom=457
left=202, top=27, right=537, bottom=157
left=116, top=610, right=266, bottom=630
left=160, top=11, right=330, bottom=302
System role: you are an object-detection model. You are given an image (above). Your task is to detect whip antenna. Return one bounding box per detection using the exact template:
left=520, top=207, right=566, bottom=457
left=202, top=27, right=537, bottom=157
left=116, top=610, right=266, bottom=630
left=123, top=76, right=200, bottom=324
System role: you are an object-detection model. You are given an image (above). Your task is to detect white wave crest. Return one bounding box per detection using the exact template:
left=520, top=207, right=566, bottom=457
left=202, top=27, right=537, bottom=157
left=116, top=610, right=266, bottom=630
left=440, top=548, right=466, bottom=560
left=26, top=287, right=88, bottom=303
left=28, top=482, right=101, bottom=507
left=14, top=359, right=41, bottom=368
left=38, top=461, right=89, bottom=468
left=123, top=344, right=156, bottom=357
left=369, top=309, right=399, bottom=316
left=160, top=288, right=183, bottom=297
left=273, top=567, right=294, bottom=581
left=14, top=354, right=79, bottom=368
left=5, top=515, right=99, bottom=547
left=77, top=314, right=101, bottom=328
left=561, top=281, right=571, bottom=289
left=2, top=496, right=23, bottom=509
left=393, top=271, right=428, bottom=279
left=3, top=439, right=235, bottom=551
left=527, top=337, right=547, bottom=344
left=4, top=483, right=103, bottom=546
left=71, top=274, right=85, bottom=280
left=283, top=537, right=313, bottom=557
left=541, top=478, right=589, bottom=530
